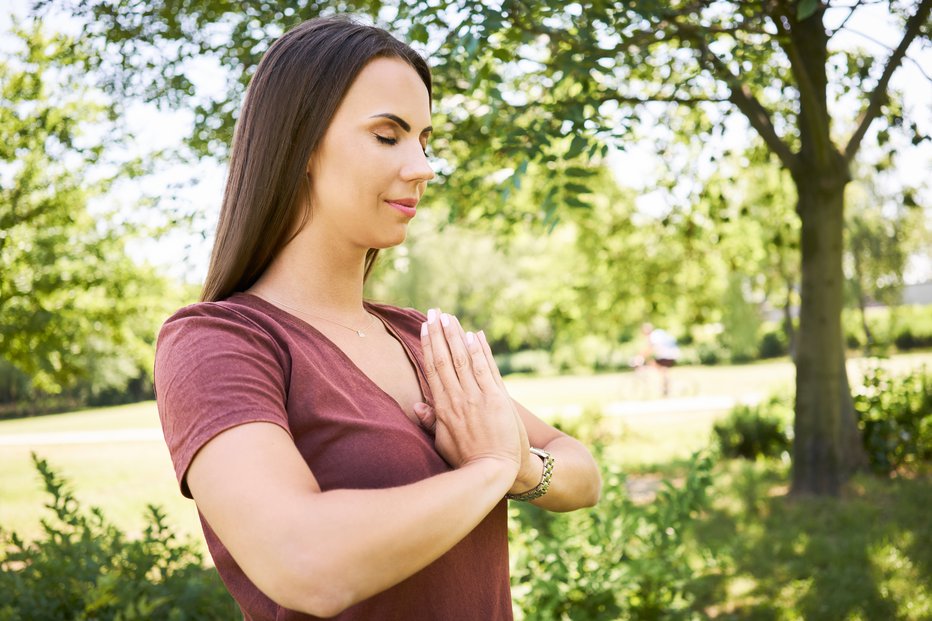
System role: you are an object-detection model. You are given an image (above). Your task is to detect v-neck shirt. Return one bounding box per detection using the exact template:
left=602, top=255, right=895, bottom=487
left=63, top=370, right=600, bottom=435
left=153, top=293, right=512, bottom=621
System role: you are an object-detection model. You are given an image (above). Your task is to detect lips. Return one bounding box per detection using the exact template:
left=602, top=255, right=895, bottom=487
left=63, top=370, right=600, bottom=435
left=385, top=198, right=418, bottom=218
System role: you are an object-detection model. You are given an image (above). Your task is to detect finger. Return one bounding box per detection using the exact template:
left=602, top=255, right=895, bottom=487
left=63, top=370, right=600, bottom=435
left=456, top=320, right=498, bottom=393
left=426, top=308, right=464, bottom=396
left=419, top=311, right=450, bottom=403
left=441, top=314, right=480, bottom=390
left=412, top=402, right=436, bottom=434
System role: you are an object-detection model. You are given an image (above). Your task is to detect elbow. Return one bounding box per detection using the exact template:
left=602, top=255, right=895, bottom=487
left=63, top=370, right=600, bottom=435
left=584, top=468, right=603, bottom=507
left=263, top=561, right=357, bottom=618
left=575, top=459, right=603, bottom=509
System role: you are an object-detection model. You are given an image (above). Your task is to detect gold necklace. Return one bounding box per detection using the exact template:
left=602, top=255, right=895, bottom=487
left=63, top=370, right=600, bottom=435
left=254, top=291, right=377, bottom=337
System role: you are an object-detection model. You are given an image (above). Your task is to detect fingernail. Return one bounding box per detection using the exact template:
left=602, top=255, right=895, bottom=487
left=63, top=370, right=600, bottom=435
left=478, top=330, right=487, bottom=343
left=421, top=322, right=428, bottom=336
left=427, top=308, right=437, bottom=324
left=466, top=331, right=476, bottom=346
left=440, top=313, right=450, bottom=327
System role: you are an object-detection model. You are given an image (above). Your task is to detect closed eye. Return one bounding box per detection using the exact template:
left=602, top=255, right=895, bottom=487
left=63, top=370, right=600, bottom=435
left=375, top=133, right=429, bottom=156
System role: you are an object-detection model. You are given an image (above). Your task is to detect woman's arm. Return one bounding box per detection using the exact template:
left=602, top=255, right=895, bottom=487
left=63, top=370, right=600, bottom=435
left=187, top=308, right=523, bottom=618
left=187, top=423, right=516, bottom=618
left=511, top=400, right=602, bottom=512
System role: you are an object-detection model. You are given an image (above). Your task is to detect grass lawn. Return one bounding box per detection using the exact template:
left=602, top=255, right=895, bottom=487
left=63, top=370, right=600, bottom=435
left=1, top=351, right=929, bottom=617
left=691, top=461, right=931, bottom=620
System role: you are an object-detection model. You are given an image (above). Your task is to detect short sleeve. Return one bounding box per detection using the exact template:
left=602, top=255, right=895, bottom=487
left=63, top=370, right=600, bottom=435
left=154, top=303, right=291, bottom=498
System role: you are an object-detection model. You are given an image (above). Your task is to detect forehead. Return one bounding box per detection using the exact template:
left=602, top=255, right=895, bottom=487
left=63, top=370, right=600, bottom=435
left=334, top=56, right=431, bottom=125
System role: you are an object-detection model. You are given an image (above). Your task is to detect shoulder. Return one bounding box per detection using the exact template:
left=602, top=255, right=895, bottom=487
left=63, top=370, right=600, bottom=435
left=158, top=295, right=287, bottom=348
left=155, top=296, right=291, bottom=382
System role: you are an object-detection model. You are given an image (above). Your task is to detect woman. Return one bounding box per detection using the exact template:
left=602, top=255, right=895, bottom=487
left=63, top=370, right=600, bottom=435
left=155, top=16, right=601, bottom=621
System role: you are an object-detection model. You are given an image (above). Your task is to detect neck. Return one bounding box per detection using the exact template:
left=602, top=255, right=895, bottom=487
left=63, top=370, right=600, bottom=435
left=249, top=228, right=369, bottom=316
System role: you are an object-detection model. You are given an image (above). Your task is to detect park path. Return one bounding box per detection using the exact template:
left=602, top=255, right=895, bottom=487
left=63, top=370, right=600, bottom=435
left=0, top=428, right=163, bottom=446
left=0, top=393, right=762, bottom=447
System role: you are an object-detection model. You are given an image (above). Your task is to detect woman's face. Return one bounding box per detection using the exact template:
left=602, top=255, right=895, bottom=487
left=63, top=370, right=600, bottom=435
left=307, top=56, right=434, bottom=251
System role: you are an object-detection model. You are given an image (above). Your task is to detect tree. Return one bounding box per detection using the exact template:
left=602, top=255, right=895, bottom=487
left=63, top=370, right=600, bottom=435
left=697, top=144, right=801, bottom=359
left=52, top=0, right=931, bottom=494
left=844, top=173, right=926, bottom=354
left=0, top=19, right=176, bottom=399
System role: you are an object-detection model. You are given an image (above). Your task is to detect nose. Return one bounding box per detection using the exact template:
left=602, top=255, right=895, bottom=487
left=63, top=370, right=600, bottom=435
left=400, top=141, right=435, bottom=184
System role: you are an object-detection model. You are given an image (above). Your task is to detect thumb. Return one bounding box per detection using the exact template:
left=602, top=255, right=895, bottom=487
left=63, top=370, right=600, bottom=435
left=413, top=402, right=436, bottom=434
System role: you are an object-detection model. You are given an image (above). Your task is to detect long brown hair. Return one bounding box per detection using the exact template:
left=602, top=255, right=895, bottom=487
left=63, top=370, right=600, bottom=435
left=201, top=17, right=432, bottom=302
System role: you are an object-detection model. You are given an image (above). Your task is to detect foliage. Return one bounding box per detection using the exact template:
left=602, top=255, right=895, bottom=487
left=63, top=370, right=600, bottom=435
left=510, top=447, right=717, bottom=621
left=0, top=19, right=179, bottom=399
left=843, top=174, right=928, bottom=354
left=719, top=273, right=763, bottom=364
left=0, top=455, right=238, bottom=621
left=843, top=305, right=932, bottom=354
left=508, top=411, right=719, bottom=619
left=713, top=397, right=794, bottom=460
left=758, top=329, right=789, bottom=359
left=853, top=365, right=932, bottom=475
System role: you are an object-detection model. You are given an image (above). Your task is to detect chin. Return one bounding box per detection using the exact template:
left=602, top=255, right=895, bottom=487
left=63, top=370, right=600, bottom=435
left=374, top=228, right=408, bottom=249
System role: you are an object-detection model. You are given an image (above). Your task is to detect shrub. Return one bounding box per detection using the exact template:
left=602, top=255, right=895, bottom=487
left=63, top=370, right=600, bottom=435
left=893, top=326, right=932, bottom=351
left=0, top=455, right=239, bottom=621
left=758, top=329, right=788, bottom=359
left=497, top=349, right=556, bottom=376
left=510, top=410, right=718, bottom=619
left=712, top=397, right=793, bottom=460
left=853, top=365, right=932, bottom=475
left=696, top=342, right=724, bottom=366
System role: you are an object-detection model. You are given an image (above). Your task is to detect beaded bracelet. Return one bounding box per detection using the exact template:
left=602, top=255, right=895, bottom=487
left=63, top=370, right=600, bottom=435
left=506, top=447, right=555, bottom=502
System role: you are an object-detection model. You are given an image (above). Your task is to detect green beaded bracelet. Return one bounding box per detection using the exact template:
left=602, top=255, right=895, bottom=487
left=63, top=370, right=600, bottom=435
left=506, top=447, right=555, bottom=502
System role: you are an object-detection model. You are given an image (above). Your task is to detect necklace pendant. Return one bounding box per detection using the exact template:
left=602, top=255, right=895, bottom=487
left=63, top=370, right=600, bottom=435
left=356, top=330, right=366, bottom=337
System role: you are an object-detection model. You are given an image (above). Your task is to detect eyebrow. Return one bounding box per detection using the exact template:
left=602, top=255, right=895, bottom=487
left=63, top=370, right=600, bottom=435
left=370, top=113, right=432, bottom=135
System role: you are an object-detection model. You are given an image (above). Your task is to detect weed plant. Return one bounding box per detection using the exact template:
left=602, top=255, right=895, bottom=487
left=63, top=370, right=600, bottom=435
left=0, top=455, right=237, bottom=620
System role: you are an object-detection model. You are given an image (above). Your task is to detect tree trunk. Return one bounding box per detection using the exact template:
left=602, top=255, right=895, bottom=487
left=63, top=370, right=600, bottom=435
left=791, top=176, right=866, bottom=495
left=852, top=249, right=874, bottom=355
left=782, top=275, right=797, bottom=362
left=858, top=293, right=873, bottom=356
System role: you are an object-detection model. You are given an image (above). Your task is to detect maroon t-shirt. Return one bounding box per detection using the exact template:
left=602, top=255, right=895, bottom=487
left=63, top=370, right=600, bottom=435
left=154, top=293, right=512, bottom=621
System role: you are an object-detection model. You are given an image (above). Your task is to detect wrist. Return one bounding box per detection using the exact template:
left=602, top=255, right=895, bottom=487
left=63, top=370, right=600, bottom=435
left=464, top=455, right=521, bottom=489
left=506, top=448, right=555, bottom=502
left=510, top=451, right=545, bottom=494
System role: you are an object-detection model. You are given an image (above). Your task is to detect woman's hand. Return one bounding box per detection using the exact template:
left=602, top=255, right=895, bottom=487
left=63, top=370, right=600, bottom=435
left=415, top=309, right=523, bottom=476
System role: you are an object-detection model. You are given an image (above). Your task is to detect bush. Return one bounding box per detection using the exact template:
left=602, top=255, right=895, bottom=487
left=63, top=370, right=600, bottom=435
left=712, top=397, right=793, bottom=460
left=893, top=326, right=932, bottom=351
left=0, top=455, right=238, bottom=620
left=853, top=365, right=932, bottom=475
left=758, top=329, right=788, bottom=359
left=696, top=342, right=724, bottom=366
left=510, top=411, right=718, bottom=619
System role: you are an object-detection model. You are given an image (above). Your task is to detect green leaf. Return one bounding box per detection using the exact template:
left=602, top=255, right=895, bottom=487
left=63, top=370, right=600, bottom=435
left=797, top=0, right=819, bottom=21
left=567, top=135, right=588, bottom=159
left=565, top=195, right=590, bottom=209
left=565, top=182, right=591, bottom=195
left=565, top=166, right=595, bottom=178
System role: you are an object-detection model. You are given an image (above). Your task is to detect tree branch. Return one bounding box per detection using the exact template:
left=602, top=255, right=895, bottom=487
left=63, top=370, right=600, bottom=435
left=767, top=4, right=835, bottom=168
left=840, top=27, right=932, bottom=83
left=827, top=0, right=864, bottom=40
left=678, top=27, right=797, bottom=170
left=727, top=82, right=798, bottom=170
left=844, top=0, right=932, bottom=163
left=606, top=93, right=730, bottom=105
